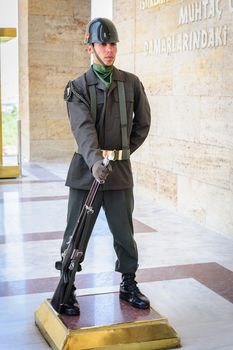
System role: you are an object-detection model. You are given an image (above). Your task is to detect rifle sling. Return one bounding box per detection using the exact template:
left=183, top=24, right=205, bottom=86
left=88, top=80, right=130, bottom=158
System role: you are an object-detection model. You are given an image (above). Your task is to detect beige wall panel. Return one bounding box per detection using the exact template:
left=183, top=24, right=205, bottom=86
left=230, top=165, right=233, bottom=192
left=177, top=176, right=233, bottom=237
left=172, top=140, right=231, bottom=189
left=31, top=140, right=75, bottom=161
left=113, top=1, right=135, bottom=71
left=132, top=161, right=177, bottom=208
left=28, top=14, right=88, bottom=45
left=173, top=49, right=225, bottom=96
left=29, top=0, right=74, bottom=16
left=30, top=119, right=47, bottom=140
left=146, top=136, right=231, bottom=190
left=30, top=118, right=72, bottom=140
left=116, top=19, right=135, bottom=55
left=28, top=15, right=45, bottom=42
left=73, top=1, right=90, bottom=18
left=147, top=96, right=158, bottom=133
left=148, top=136, right=174, bottom=171
left=156, top=95, right=200, bottom=142
left=132, top=161, right=157, bottom=196
left=131, top=136, right=151, bottom=165
left=28, top=42, right=74, bottom=67
left=44, top=16, right=86, bottom=44
left=200, top=96, right=233, bottom=149
left=156, top=168, right=178, bottom=208
left=29, top=66, right=74, bottom=97
left=113, top=0, right=233, bottom=236
left=135, top=52, right=173, bottom=95
left=114, top=0, right=135, bottom=21
left=72, top=43, right=91, bottom=71
left=205, top=188, right=233, bottom=237
left=29, top=96, right=66, bottom=117
left=222, top=44, right=233, bottom=96
left=19, top=0, right=91, bottom=161
left=115, top=53, right=135, bottom=73
left=46, top=118, right=72, bottom=140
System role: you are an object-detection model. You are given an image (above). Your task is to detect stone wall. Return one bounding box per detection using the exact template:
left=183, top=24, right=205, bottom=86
left=113, top=0, right=233, bottom=237
left=18, top=0, right=91, bottom=161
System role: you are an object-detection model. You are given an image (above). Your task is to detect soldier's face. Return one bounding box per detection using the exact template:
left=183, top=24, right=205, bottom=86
left=88, top=43, right=117, bottom=66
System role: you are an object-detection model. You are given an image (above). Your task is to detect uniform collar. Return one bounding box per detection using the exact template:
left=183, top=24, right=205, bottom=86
left=85, top=66, right=125, bottom=86
left=112, top=66, right=125, bottom=82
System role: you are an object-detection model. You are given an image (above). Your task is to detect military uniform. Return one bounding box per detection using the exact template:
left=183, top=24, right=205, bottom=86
left=61, top=65, right=151, bottom=274
left=53, top=17, right=152, bottom=316
left=65, top=66, right=151, bottom=190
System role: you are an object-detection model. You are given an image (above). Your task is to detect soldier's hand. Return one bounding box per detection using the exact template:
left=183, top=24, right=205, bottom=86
left=92, top=160, right=112, bottom=183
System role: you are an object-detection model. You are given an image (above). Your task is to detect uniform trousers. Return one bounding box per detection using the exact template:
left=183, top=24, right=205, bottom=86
left=61, top=187, right=139, bottom=274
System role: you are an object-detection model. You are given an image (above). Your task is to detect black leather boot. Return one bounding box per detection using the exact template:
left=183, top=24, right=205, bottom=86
left=61, top=285, right=80, bottom=316
left=119, top=273, right=150, bottom=309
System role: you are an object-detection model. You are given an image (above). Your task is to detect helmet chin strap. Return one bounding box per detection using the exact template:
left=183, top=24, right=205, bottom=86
left=92, top=44, right=108, bottom=67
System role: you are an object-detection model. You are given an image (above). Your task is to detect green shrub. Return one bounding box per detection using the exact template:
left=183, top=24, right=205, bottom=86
left=2, top=104, right=18, bottom=153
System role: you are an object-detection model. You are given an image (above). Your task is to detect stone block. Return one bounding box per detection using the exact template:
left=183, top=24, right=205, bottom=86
left=200, top=96, right=233, bottom=149
left=132, top=160, right=177, bottom=208
left=115, top=53, right=135, bottom=74
left=173, top=49, right=224, bottom=96
left=43, top=16, right=87, bottom=44
left=72, top=43, right=90, bottom=70
left=132, top=160, right=157, bottom=194
left=156, top=168, right=178, bottom=208
left=177, top=175, right=207, bottom=226
left=74, top=0, right=91, bottom=19
left=46, top=118, right=72, bottom=140
left=29, top=95, right=66, bottom=116
left=113, top=0, right=135, bottom=22
left=30, top=139, right=75, bottom=161
left=149, top=137, right=174, bottom=171
left=29, top=0, right=74, bottom=16
left=172, top=140, right=231, bottom=190
left=135, top=53, right=173, bottom=95
left=28, top=42, right=74, bottom=67
left=30, top=118, right=72, bottom=141
left=177, top=175, right=233, bottom=236
left=156, top=95, right=200, bottom=142
left=116, top=19, right=135, bottom=55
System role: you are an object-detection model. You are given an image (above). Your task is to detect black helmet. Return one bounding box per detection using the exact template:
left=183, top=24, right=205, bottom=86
left=84, top=17, right=119, bottom=44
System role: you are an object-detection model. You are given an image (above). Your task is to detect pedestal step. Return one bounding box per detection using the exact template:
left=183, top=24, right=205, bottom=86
left=35, top=292, right=181, bottom=350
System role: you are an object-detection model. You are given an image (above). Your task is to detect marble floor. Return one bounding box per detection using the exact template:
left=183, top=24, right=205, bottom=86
left=0, top=162, right=233, bottom=350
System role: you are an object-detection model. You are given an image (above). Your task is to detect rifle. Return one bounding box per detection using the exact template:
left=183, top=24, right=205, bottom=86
left=51, top=159, right=109, bottom=314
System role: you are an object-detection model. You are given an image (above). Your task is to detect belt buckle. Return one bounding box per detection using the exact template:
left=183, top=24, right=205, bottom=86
left=108, top=150, right=116, bottom=161
left=118, top=150, right=123, bottom=160
left=102, top=150, right=116, bottom=161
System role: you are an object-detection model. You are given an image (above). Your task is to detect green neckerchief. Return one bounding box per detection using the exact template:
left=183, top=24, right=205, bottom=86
left=92, top=63, right=113, bottom=88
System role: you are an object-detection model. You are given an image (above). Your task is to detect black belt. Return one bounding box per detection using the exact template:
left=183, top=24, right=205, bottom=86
left=101, top=149, right=130, bottom=161
left=76, top=149, right=130, bottom=161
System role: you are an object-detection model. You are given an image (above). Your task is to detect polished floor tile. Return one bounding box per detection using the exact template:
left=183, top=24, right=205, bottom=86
left=0, top=161, right=233, bottom=349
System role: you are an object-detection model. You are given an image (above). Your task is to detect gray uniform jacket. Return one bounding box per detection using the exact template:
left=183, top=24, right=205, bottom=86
left=65, top=66, right=151, bottom=190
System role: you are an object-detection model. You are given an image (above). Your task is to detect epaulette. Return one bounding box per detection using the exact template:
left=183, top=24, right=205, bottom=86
left=64, top=81, right=72, bottom=101
left=64, top=80, right=90, bottom=109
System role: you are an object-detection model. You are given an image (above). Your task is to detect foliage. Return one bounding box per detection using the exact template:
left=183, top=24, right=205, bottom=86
left=2, top=104, right=18, bottom=154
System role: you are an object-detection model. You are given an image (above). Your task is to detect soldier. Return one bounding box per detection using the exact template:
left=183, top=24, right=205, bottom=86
left=57, top=17, right=151, bottom=315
